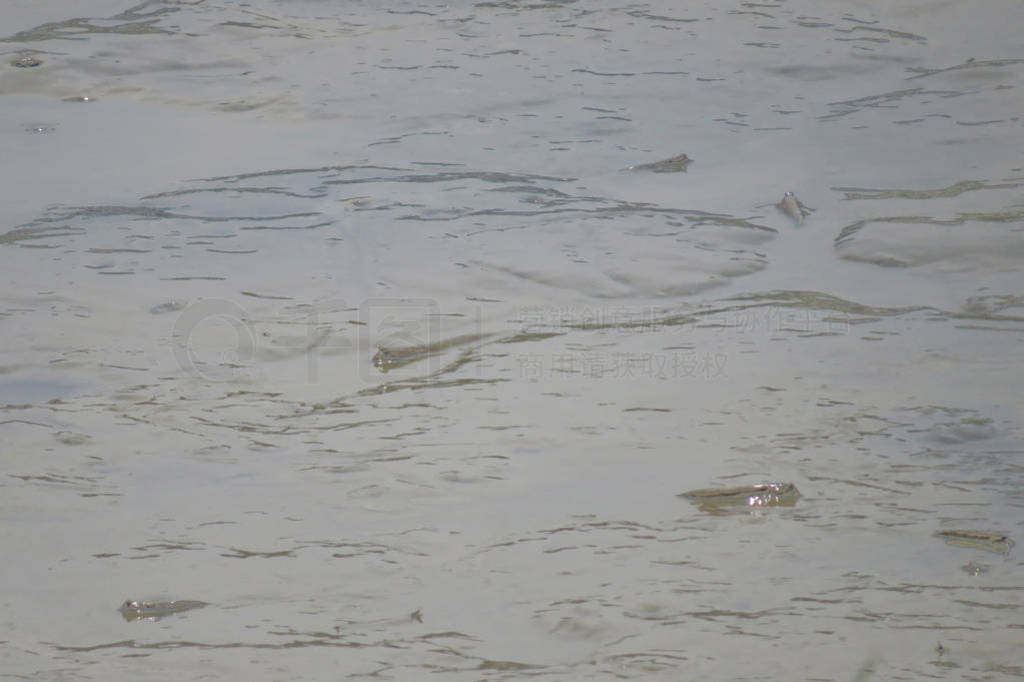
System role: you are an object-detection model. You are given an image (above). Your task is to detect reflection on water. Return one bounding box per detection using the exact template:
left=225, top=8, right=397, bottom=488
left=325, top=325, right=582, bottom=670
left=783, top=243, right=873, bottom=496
left=0, top=376, right=80, bottom=404
left=1, top=0, right=1023, bottom=680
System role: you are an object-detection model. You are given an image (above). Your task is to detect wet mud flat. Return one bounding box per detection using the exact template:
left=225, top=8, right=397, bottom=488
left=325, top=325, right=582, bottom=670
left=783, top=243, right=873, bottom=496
left=2, top=0, right=1024, bottom=680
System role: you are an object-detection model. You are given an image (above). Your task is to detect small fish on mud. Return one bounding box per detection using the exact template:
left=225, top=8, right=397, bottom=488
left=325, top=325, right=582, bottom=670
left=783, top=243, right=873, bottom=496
left=149, top=299, right=188, bottom=315
left=372, top=333, right=489, bottom=372
left=679, top=482, right=800, bottom=514
left=961, top=561, right=990, bottom=576
left=624, top=153, right=692, bottom=173
left=776, top=192, right=813, bottom=223
left=11, top=56, right=42, bottom=68
left=934, top=529, right=1014, bottom=555
left=119, top=599, right=209, bottom=622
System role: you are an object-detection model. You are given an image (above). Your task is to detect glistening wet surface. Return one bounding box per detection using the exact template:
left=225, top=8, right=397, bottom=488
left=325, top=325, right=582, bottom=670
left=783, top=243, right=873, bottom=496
left=2, top=1, right=1022, bottom=679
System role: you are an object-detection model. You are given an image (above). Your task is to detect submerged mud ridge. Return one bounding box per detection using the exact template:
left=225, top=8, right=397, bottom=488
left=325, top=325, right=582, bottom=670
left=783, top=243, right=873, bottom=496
left=5, top=161, right=779, bottom=308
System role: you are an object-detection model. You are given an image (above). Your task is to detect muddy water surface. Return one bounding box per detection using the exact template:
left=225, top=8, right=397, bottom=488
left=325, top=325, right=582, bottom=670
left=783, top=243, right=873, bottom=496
left=2, top=1, right=1022, bottom=679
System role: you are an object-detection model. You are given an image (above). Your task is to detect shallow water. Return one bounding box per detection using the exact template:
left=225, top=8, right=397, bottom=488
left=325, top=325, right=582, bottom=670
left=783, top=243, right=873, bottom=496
left=2, top=1, right=1023, bottom=679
